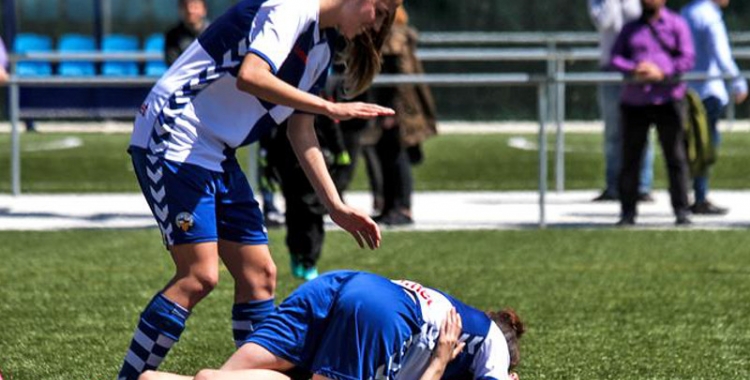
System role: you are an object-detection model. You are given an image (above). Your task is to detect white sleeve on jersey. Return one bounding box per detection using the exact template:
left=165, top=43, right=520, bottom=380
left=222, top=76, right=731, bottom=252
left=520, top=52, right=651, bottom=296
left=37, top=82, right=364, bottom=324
left=248, top=0, right=317, bottom=73
left=471, top=322, right=511, bottom=380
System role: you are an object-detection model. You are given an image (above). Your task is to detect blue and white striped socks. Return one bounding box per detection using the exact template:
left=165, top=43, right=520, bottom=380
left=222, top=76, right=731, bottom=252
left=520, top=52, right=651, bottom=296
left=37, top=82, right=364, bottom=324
left=231, top=298, right=275, bottom=348
left=117, top=293, right=189, bottom=380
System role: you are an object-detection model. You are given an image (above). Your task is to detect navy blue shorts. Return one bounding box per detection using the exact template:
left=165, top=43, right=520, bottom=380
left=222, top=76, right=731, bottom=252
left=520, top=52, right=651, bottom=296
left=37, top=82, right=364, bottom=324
left=248, top=271, right=423, bottom=380
left=130, top=146, right=268, bottom=247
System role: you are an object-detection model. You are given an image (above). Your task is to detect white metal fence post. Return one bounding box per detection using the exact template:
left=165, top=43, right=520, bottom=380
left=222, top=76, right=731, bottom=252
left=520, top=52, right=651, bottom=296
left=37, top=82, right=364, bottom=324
left=9, top=78, right=21, bottom=196
left=538, top=81, right=548, bottom=229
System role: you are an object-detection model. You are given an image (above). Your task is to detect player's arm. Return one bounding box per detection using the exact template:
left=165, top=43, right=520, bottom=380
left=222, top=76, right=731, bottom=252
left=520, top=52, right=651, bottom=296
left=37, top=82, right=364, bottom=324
left=236, top=54, right=394, bottom=121
left=286, top=113, right=381, bottom=249
left=420, top=308, right=466, bottom=380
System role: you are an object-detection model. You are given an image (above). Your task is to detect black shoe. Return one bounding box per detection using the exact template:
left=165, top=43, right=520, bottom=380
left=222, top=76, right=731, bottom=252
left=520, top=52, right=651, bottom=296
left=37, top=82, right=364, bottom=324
left=592, top=190, right=618, bottom=202
left=689, top=200, right=728, bottom=215
left=675, top=214, right=692, bottom=225
left=616, top=214, right=636, bottom=226
left=637, top=193, right=655, bottom=203
left=376, top=210, right=414, bottom=226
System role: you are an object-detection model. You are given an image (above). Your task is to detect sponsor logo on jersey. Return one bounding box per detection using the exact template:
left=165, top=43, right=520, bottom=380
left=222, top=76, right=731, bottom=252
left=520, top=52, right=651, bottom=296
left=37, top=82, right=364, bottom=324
left=175, top=212, right=195, bottom=232
left=139, top=103, right=149, bottom=116
left=396, top=280, right=434, bottom=306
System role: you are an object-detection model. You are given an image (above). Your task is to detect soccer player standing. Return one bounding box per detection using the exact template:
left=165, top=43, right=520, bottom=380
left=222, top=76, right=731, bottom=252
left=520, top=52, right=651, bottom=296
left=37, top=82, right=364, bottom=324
left=117, top=0, right=401, bottom=378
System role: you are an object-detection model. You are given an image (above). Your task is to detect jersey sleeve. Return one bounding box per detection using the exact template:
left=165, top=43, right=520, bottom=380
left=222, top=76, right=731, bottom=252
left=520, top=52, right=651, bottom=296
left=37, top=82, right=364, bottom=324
left=248, top=0, right=316, bottom=73
left=471, top=323, right=511, bottom=380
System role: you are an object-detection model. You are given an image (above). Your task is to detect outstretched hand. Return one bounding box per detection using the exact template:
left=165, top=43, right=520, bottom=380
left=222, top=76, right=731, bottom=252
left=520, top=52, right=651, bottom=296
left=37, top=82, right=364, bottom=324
left=329, top=204, right=381, bottom=249
left=327, top=102, right=395, bottom=121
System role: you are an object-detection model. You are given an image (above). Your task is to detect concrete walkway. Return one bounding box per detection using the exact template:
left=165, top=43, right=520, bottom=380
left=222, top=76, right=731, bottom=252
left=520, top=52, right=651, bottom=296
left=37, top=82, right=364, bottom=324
left=0, top=190, right=747, bottom=231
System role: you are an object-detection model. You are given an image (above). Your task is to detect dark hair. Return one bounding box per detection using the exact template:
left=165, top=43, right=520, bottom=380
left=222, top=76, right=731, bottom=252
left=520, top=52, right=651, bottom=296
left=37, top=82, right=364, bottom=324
left=487, top=308, right=525, bottom=370
left=338, top=9, right=396, bottom=97
left=178, top=0, right=206, bottom=7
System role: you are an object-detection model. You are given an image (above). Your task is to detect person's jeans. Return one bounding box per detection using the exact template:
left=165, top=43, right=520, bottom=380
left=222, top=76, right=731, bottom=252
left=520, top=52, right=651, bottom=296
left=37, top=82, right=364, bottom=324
left=599, top=84, right=654, bottom=195
left=692, top=96, right=724, bottom=203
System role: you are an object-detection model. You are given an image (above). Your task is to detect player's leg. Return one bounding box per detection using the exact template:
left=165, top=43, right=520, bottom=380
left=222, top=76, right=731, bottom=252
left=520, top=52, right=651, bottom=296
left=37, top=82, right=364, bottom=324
left=220, top=342, right=295, bottom=371
left=138, top=370, right=193, bottom=380
left=194, top=369, right=292, bottom=380
left=120, top=243, right=221, bottom=380
left=219, top=241, right=277, bottom=347
left=139, top=368, right=291, bottom=380
left=216, top=162, right=277, bottom=347
left=121, top=147, right=222, bottom=380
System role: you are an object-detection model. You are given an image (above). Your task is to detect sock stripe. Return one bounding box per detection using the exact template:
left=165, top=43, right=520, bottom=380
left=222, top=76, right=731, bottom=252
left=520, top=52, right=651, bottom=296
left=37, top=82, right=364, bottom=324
left=232, top=320, right=254, bottom=332
left=124, top=350, right=146, bottom=373
left=133, top=329, right=156, bottom=352
left=146, top=353, right=166, bottom=369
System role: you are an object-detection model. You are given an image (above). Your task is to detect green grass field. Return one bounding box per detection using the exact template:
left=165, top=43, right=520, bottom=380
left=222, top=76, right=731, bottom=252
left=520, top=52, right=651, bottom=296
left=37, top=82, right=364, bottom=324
left=0, top=228, right=749, bottom=379
left=1, top=131, right=750, bottom=192
left=1, top=131, right=750, bottom=379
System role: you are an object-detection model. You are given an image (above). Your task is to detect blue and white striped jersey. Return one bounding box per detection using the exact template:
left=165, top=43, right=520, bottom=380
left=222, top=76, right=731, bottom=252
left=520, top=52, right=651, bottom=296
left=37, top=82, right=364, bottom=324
left=393, top=280, right=513, bottom=380
left=131, top=0, right=335, bottom=172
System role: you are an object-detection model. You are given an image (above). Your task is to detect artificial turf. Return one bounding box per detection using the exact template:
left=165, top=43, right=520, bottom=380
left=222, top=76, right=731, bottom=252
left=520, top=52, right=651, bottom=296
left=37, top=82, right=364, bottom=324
left=0, top=228, right=748, bottom=379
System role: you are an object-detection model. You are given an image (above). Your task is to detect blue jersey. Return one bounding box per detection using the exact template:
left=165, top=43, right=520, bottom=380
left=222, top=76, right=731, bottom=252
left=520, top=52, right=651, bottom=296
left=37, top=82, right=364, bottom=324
left=131, top=0, right=335, bottom=172
left=248, top=272, right=513, bottom=380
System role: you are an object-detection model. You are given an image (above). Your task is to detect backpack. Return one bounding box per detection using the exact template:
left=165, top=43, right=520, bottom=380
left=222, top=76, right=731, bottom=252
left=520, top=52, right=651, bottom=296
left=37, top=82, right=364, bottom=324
left=683, top=89, right=716, bottom=177
left=644, top=20, right=716, bottom=176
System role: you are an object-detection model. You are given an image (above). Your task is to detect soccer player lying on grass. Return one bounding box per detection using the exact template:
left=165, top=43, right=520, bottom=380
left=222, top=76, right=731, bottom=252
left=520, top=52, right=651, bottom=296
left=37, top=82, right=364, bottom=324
left=139, top=270, right=525, bottom=380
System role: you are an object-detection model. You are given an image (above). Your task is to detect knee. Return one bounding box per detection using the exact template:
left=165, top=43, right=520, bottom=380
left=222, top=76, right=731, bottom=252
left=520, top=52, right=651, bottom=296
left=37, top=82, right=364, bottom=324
left=194, top=369, right=221, bottom=380
left=257, top=260, right=277, bottom=293
left=178, top=270, right=220, bottom=300
left=138, top=370, right=158, bottom=380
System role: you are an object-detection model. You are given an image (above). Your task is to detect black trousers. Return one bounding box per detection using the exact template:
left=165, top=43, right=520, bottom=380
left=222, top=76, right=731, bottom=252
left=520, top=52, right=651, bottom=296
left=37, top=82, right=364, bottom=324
left=375, top=125, right=413, bottom=213
left=619, top=102, right=690, bottom=217
left=268, top=120, right=360, bottom=268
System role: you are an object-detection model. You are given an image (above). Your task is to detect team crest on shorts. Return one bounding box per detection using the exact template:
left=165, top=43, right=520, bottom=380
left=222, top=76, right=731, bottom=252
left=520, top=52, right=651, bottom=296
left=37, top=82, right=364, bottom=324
left=175, top=212, right=195, bottom=232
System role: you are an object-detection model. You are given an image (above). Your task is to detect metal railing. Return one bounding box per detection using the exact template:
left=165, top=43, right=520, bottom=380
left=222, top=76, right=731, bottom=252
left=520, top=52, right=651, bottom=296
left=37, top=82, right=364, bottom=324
left=4, top=45, right=750, bottom=227
left=6, top=71, right=747, bottom=228
left=418, top=31, right=750, bottom=46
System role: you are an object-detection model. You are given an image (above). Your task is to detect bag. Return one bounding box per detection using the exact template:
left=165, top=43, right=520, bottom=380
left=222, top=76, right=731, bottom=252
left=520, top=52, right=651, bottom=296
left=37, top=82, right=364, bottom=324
left=683, top=89, right=716, bottom=177
left=644, top=21, right=716, bottom=176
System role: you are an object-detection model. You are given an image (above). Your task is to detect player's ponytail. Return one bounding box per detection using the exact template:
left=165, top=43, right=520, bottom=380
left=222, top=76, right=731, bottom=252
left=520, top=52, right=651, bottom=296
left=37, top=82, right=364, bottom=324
left=487, top=308, right=525, bottom=370
left=339, top=6, right=396, bottom=97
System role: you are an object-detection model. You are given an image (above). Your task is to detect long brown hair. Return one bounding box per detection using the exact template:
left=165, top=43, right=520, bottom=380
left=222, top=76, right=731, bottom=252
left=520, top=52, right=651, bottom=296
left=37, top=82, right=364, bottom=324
left=339, top=2, right=398, bottom=97
left=487, top=308, right=525, bottom=370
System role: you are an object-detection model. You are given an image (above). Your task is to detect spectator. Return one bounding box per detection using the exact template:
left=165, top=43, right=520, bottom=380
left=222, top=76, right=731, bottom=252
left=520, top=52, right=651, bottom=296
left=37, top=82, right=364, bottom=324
left=117, top=0, right=398, bottom=378
left=370, top=5, right=437, bottom=226
left=588, top=0, right=655, bottom=203
left=266, top=115, right=351, bottom=281
left=681, top=0, right=747, bottom=215
left=138, top=270, right=525, bottom=380
left=164, top=0, right=210, bottom=65
left=0, top=36, right=8, bottom=83
left=610, top=0, right=695, bottom=226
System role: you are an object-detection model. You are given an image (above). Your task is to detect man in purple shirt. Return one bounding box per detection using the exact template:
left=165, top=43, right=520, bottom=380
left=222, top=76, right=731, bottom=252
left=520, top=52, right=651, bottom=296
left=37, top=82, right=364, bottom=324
left=610, top=0, right=695, bottom=226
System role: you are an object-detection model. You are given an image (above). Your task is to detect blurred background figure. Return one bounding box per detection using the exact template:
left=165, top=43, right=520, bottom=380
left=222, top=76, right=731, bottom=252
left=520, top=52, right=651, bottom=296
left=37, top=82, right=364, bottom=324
left=0, top=35, right=8, bottom=83
left=164, top=0, right=210, bottom=65
left=369, top=5, right=437, bottom=226
left=588, top=0, right=655, bottom=203
left=610, top=0, right=695, bottom=226
left=266, top=114, right=352, bottom=281
left=681, top=0, right=747, bottom=215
